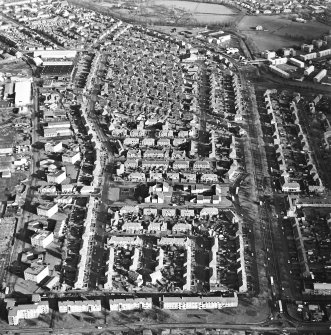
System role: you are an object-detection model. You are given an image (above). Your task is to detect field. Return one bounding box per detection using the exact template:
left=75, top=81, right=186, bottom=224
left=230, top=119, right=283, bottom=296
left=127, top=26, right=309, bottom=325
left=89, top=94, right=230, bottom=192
left=98, top=0, right=240, bottom=25
left=238, top=15, right=330, bottom=52
left=0, top=60, right=32, bottom=76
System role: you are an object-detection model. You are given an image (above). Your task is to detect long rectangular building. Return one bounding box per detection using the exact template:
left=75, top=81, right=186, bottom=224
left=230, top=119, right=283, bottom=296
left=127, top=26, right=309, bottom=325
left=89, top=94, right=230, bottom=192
left=7, top=301, right=49, bottom=326
left=160, top=294, right=238, bottom=310
left=109, top=298, right=152, bottom=311
left=58, top=300, right=102, bottom=314
left=14, top=80, right=31, bottom=107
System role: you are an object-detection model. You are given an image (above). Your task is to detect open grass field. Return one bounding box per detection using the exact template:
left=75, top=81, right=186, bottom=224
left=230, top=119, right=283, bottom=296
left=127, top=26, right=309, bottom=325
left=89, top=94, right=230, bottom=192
left=98, top=0, right=240, bottom=25
left=238, top=15, right=330, bottom=52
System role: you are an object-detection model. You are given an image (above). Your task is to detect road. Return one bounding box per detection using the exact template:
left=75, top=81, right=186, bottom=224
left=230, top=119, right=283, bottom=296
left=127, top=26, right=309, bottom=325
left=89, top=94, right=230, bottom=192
left=5, top=81, right=40, bottom=293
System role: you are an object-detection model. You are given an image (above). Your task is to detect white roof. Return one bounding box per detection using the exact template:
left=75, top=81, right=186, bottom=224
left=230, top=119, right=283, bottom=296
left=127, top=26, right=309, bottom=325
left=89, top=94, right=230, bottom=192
left=15, top=81, right=31, bottom=106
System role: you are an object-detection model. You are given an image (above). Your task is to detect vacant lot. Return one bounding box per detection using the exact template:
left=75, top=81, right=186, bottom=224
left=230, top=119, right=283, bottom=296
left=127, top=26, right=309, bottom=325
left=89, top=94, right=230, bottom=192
left=238, top=15, right=330, bottom=51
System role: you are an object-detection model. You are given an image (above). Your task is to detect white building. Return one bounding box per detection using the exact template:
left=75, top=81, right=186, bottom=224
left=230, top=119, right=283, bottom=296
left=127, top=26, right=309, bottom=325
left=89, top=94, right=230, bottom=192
left=24, top=264, right=49, bottom=283
left=288, top=58, right=305, bottom=68
left=31, top=231, right=54, bottom=248
left=282, top=182, right=301, bottom=193
left=109, top=298, right=152, bottom=311
left=262, top=50, right=276, bottom=60
left=58, top=300, right=102, bottom=314
left=43, top=127, right=72, bottom=138
left=14, top=80, right=31, bottom=107
left=47, top=170, right=66, bottom=184
left=62, top=151, right=80, bottom=164
left=0, top=143, right=13, bottom=155
left=313, top=69, right=327, bottom=83
left=44, top=141, right=62, bottom=153
left=304, top=65, right=315, bottom=76
left=37, top=202, right=58, bottom=218
left=7, top=301, right=49, bottom=326
left=269, top=65, right=290, bottom=79
left=160, top=294, right=238, bottom=310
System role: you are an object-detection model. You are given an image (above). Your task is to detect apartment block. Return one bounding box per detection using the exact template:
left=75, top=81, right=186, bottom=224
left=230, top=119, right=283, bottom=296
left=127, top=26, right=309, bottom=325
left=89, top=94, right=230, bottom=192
left=47, top=170, right=66, bottom=184
left=160, top=294, right=238, bottom=310
left=37, top=202, right=58, bottom=218
left=7, top=301, right=49, bottom=326
left=58, top=300, right=102, bottom=314
left=24, top=264, right=49, bottom=283
left=109, top=298, right=152, bottom=311
left=31, top=230, right=54, bottom=248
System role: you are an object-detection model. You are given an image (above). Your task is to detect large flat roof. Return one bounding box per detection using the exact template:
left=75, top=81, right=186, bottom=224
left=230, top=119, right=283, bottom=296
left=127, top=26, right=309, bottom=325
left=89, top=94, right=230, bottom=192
left=14, top=81, right=31, bottom=107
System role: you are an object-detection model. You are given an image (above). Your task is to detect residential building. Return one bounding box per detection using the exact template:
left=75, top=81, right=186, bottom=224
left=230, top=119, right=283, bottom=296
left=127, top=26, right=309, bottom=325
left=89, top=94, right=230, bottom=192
left=288, top=58, right=304, bottom=68
left=143, top=208, right=158, bottom=216
left=300, top=52, right=317, bottom=61
left=124, top=159, right=139, bottom=170
left=172, top=223, right=191, bottom=234
left=47, top=170, right=66, bottom=184
left=109, top=298, right=152, bottom=311
left=7, top=301, right=49, bottom=326
left=173, top=160, right=190, bottom=170
left=313, top=69, right=327, bottom=83
left=44, top=141, right=62, bottom=153
left=193, top=161, right=210, bottom=170
left=37, top=202, right=58, bottom=218
left=148, top=220, right=167, bottom=232
left=61, top=184, right=75, bottom=193
left=201, top=173, right=218, bottom=183
left=31, top=231, right=54, bottom=248
left=262, top=50, right=276, bottom=60
left=43, top=127, right=72, bottom=138
left=181, top=173, right=196, bottom=183
left=304, top=65, right=315, bottom=76
left=313, top=283, right=331, bottom=295
left=166, top=172, right=180, bottom=182
left=121, top=222, right=142, bottom=233
left=124, top=137, right=140, bottom=146
left=62, top=151, right=80, bottom=164
left=180, top=209, right=195, bottom=217
left=141, top=138, right=155, bottom=147
left=161, top=208, right=177, bottom=217
left=24, top=264, right=49, bottom=283
left=282, top=182, right=301, bottom=193
left=269, top=65, right=290, bottom=79
left=160, top=294, right=238, bottom=310
left=108, top=236, right=143, bottom=247
left=128, top=172, right=146, bottom=182
left=58, top=300, right=102, bottom=313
